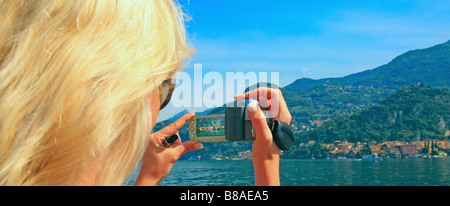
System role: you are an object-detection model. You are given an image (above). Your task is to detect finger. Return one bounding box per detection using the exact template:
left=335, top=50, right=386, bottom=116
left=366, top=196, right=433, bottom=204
left=259, top=103, right=272, bottom=111
left=247, top=101, right=272, bottom=144
left=235, top=87, right=275, bottom=101
left=276, top=93, right=291, bottom=124
left=237, top=88, right=290, bottom=123
left=158, top=111, right=195, bottom=136
left=235, top=88, right=279, bottom=112
left=171, top=141, right=204, bottom=158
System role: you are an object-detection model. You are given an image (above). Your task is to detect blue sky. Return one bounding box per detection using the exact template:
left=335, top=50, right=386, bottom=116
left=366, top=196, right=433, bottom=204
left=158, top=0, right=450, bottom=121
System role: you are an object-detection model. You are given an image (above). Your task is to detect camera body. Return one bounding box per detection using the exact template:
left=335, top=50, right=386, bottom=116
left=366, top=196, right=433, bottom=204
left=224, top=104, right=256, bottom=141
left=188, top=99, right=294, bottom=150
left=188, top=100, right=259, bottom=142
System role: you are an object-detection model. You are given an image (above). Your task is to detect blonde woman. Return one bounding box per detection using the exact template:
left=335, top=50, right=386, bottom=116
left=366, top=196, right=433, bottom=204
left=0, top=0, right=291, bottom=186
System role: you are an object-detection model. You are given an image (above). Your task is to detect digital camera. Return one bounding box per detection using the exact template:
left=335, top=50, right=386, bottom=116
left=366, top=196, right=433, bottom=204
left=188, top=100, right=294, bottom=150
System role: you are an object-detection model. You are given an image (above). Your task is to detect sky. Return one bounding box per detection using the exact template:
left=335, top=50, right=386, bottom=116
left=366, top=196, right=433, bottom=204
left=158, top=0, right=450, bottom=121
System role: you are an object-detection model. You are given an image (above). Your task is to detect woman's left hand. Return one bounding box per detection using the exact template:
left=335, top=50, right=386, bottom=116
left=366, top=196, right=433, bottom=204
left=134, top=112, right=203, bottom=186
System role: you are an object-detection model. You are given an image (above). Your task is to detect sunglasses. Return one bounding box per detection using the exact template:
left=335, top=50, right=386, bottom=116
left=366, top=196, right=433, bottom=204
left=159, top=78, right=176, bottom=110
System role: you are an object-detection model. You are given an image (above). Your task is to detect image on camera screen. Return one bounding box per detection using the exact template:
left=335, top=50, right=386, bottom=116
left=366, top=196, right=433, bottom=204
left=196, top=117, right=225, bottom=137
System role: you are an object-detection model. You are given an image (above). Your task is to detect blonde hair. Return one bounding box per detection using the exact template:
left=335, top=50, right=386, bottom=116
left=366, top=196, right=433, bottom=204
left=0, top=0, right=193, bottom=185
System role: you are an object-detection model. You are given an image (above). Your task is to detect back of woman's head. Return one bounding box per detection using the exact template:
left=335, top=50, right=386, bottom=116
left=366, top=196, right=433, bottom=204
left=0, top=0, right=193, bottom=185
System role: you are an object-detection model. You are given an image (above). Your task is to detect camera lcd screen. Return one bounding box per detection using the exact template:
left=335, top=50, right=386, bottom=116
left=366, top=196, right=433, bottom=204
left=196, top=117, right=225, bottom=137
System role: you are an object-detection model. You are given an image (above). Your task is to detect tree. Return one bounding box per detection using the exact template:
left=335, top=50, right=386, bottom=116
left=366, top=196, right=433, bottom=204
left=380, top=144, right=390, bottom=157
left=359, top=144, right=372, bottom=156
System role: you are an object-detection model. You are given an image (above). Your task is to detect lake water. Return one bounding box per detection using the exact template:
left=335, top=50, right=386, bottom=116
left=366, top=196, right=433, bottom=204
left=125, top=158, right=450, bottom=186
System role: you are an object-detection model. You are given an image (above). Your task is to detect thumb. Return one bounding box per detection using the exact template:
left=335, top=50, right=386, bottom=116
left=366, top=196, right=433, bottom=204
left=247, top=101, right=272, bottom=144
left=172, top=141, right=204, bottom=158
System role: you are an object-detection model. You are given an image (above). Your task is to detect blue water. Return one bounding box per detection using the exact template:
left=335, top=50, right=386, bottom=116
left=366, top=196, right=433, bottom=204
left=125, top=158, right=450, bottom=186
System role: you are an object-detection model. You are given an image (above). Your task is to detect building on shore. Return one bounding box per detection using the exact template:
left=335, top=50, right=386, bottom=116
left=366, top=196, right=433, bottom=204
left=390, top=145, right=418, bottom=158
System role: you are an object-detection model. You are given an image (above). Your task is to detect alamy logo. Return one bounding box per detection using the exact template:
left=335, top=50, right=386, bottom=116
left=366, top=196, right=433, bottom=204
left=170, top=64, right=280, bottom=118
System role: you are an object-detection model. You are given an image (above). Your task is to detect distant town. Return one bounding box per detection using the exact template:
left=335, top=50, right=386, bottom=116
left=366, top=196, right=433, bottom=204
left=188, top=139, right=449, bottom=161
left=292, top=138, right=449, bottom=160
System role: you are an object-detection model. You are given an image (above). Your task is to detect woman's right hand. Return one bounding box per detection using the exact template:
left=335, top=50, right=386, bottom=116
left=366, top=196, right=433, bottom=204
left=235, top=87, right=291, bottom=186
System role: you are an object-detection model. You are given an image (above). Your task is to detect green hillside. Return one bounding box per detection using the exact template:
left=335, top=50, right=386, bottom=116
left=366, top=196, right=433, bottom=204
left=283, top=40, right=450, bottom=131
left=297, top=85, right=450, bottom=143
left=284, top=40, right=450, bottom=91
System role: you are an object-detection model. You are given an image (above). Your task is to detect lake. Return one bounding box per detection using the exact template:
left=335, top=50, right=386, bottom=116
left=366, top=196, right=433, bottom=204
left=125, top=158, right=450, bottom=186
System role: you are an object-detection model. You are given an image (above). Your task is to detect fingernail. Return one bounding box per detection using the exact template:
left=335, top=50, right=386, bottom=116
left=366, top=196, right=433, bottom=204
left=194, top=142, right=204, bottom=150
left=247, top=100, right=258, bottom=113
left=234, top=93, right=246, bottom=100
left=186, top=111, right=195, bottom=121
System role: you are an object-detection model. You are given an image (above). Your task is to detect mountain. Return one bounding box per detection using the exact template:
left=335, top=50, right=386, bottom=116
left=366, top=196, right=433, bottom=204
left=283, top=40, right=450, bottom=131
left=296, top=85, right=450, bottom=143
left=152, top=40, right=450, bottom=159
left=284, top=40, right=450, bottom=92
